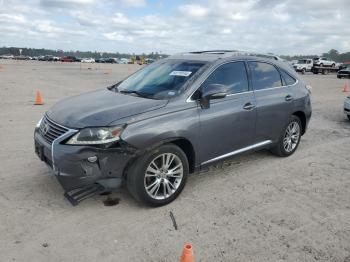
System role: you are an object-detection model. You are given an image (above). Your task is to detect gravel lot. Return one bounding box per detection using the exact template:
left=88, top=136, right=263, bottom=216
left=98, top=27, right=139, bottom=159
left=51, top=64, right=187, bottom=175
left=0, top=60, right=350, bottom=262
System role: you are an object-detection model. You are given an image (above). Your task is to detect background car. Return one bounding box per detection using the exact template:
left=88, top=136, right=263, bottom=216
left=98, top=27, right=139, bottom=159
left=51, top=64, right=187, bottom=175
left=81, top=58, right=95, bottom=63
left=313, top=57, right=336, bottom=67
left=293, top=59, right=313, bottom=73
left=60, top=56, right=80, bottom=62
left=337, top=65, right=350, bottom=78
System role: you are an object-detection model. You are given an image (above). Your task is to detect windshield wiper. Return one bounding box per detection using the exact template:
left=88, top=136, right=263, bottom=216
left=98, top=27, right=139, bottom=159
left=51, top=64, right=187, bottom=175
left=119, top=90, right=153, bottom=98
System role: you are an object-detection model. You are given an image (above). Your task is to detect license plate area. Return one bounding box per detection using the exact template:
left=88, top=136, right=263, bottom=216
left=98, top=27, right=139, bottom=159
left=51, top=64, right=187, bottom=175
left=35, top=141, right=53, bottom=167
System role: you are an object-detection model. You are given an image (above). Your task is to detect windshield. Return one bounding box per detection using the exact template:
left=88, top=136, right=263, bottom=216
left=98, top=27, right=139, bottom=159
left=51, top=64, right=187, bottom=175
left=297, top=60, right=307, bottom=64
left=116, top=60, right=206, bottom=99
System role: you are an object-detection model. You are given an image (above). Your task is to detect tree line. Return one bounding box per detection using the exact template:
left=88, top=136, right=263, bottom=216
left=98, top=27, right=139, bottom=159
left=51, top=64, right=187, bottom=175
left=0, top=46, right=167, bottom=59
left=280, top=49, right=350, bottom=62
left=1, top=47, right=349, bottom=62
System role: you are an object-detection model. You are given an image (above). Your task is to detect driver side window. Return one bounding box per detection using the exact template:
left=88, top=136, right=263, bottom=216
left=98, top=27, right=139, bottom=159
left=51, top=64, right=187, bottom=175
left=201, top=61, right=249, bottom=95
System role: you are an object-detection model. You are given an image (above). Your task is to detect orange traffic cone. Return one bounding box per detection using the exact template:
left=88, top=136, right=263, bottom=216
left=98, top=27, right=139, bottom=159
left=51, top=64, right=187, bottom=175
left=342, top=83, right=349, bottom=92
left=34, top=90, right=44, bottom=105
left=179, top=243, right=194, bottom=262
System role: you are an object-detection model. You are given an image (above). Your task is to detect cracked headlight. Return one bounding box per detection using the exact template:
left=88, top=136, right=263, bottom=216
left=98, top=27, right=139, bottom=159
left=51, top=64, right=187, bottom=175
left=66, top=126, right=125, bottom=145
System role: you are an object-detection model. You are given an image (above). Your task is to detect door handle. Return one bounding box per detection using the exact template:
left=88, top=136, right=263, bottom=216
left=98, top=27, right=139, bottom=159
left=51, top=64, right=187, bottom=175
left=243, top=102, right=255, bottom=110
left=285, top=95, right=293, bottom=101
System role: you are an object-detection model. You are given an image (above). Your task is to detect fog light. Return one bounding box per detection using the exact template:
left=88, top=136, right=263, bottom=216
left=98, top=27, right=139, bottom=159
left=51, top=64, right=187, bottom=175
left=87, top=156, right=98, bottom=163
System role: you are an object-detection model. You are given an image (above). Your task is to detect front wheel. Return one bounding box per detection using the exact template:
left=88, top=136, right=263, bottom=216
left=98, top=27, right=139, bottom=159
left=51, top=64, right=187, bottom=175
left=127, top=144, right=189, bottom=206
left=271, top=116, right=302, bottom=157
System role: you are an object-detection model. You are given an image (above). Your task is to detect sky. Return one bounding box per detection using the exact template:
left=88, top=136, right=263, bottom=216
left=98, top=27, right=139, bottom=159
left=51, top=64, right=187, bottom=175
left=0, top=0, right=349, bottom=55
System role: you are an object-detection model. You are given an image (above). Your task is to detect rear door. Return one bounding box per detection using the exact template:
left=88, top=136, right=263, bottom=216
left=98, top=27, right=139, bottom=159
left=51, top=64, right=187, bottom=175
left=197, top=61, right=256, bottom=164
left=248, top=61, right=294, bottom=143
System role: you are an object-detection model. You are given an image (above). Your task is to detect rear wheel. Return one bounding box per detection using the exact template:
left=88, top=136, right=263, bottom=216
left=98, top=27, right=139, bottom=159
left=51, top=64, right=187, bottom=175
left=347, top=115, right=350, bottom=121
left=302, top=68, right=306, bottom=74
left=319, top=63, right=324, bottom=67
left=332, top=63, right=335, bottom=68
left=127, top=144, right=189, bottom=206
left=271, top=116, right=302, bottom=157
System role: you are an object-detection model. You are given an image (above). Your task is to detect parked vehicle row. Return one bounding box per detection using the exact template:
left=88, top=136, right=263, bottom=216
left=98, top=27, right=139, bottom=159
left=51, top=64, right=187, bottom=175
left=0, top=54, right=154, bottom=64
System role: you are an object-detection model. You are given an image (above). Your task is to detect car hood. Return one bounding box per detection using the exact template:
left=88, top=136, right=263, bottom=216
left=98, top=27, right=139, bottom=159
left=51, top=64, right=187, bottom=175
left=47, top=89, right=168, bottom=128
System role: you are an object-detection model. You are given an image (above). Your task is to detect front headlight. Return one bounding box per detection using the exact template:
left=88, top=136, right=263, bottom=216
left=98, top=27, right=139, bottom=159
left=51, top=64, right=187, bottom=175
left=66, top=126, right=125, bottom=145
left=36, top=117, right=43, bottom=128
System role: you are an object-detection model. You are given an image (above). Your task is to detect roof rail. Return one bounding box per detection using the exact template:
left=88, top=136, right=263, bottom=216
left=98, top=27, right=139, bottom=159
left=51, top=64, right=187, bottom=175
left=177, top=50, right=284, bottom=61
left=188, top=50, right=238, bottom=54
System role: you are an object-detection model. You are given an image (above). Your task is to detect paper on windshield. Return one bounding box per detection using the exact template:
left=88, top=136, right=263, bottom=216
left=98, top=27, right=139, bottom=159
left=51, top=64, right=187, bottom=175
left=169, top=71, right=192, bottom=77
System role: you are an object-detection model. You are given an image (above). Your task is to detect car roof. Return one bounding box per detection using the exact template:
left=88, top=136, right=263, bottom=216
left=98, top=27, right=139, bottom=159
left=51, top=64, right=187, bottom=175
left=167, top=50, right=298, bottom=77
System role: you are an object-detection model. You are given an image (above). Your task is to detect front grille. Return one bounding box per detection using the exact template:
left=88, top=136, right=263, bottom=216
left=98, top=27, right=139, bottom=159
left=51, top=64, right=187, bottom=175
left=39, top=115, right=69, bottom=144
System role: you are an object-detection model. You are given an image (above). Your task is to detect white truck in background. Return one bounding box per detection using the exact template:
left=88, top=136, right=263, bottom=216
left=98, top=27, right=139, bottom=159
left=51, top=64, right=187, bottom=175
left=293, top=59, right=313, bottom=74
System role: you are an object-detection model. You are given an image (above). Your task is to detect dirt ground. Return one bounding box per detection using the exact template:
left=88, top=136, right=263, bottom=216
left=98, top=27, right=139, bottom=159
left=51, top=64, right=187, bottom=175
left=0, top=60, right=350, bottom=262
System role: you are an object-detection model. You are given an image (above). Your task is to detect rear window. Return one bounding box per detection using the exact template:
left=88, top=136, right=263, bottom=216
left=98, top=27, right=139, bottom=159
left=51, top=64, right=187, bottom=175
left=248, top=62, right=282, bottom=90
left=280, top=70, right=297, bottom=86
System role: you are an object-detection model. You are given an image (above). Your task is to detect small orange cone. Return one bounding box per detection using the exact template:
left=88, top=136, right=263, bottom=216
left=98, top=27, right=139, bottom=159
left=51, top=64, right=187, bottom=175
left=34, top=90, right=44, bottom=105
left=179, top=243, right=194, bottom=262
left=342, top=83, right=349, bottom=92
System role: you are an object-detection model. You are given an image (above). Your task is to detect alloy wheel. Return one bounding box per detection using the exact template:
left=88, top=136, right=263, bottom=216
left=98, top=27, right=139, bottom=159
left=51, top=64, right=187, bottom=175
left=283, top=121, right=300, bottom=153
left=144, top=153, right=183, bottom=200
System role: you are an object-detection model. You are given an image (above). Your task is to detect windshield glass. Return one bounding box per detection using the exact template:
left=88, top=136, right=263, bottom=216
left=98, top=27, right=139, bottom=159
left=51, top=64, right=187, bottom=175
left=297, top=60, right=307, bottom=64
left=117, top=60, right=206, bottom=99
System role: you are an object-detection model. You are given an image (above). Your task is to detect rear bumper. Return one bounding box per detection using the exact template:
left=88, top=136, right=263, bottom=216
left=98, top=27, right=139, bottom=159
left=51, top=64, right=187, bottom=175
left=34, top=128, right=136, bottom=192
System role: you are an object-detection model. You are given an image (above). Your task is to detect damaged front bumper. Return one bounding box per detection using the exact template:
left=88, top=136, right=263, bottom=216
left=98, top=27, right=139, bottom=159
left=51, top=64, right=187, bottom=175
left=344, top=98, right=350, bottom=116
left=34, top=127, right=137, bottom=204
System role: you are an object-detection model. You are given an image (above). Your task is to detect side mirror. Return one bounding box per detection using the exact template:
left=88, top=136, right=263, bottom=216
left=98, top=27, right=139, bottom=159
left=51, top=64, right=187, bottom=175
left=200, top=84, right=227, bottom=109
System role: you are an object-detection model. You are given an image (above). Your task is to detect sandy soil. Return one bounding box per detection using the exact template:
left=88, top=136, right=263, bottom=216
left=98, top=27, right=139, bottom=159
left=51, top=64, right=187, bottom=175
left=0, top=60, right=349, bottom=262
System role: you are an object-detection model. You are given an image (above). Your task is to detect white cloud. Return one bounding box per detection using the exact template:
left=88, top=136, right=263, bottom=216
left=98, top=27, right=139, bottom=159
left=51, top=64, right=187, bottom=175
left=119, top=0, right=146, bottom=7
left=1, top=0, right=350, bottom=55
left=178, top=4, right=209, bottom=19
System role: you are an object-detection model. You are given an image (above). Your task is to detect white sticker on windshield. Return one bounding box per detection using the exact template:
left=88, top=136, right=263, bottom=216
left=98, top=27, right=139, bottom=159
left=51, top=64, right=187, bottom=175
left=169, top=71, right=192, bottom=77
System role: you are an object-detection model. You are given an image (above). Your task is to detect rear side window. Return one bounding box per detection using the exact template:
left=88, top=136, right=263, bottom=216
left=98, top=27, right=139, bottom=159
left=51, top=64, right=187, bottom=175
left=280, top=70, right=297, bottom=86
left=248, top=62, right=282, bottom=90
left=201, top=61, right=249, bottom=94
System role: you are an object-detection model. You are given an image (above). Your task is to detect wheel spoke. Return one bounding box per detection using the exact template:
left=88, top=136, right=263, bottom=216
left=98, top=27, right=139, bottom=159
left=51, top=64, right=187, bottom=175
left=165, top=154, right=175, bottom=168
left=148, top=180, right=161, bottom=197
left=163, top=182, right=167, bottom=198
left=146, top=179, right=159, bottom=190
left=150, top=160, right=160, bottom=171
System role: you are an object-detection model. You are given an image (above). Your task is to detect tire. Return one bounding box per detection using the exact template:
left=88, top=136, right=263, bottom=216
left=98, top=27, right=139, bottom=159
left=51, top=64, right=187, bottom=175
left=337, top=75, right=341, bottom=79
left=319, top=63, right=323, bottom=67
left=332, top=63, right=335, bottom=68
left=127, top=144, right=189, bottom=206
left=270, top=115, right=302, bottom=157
left=348, top=115, right=350, bottom=121
left=302, top=68, right=306, bottom=74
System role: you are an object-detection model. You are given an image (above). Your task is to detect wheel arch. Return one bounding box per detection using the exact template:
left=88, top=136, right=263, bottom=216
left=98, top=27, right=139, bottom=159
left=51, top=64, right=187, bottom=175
left=123, top=137, right=196, bottom=179
left=292, top=111, right=306, bottom=135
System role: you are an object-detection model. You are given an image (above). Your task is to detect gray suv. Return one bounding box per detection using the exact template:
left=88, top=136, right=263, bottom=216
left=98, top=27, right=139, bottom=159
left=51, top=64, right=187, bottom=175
left=34, top=51, right=312, bottom=206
